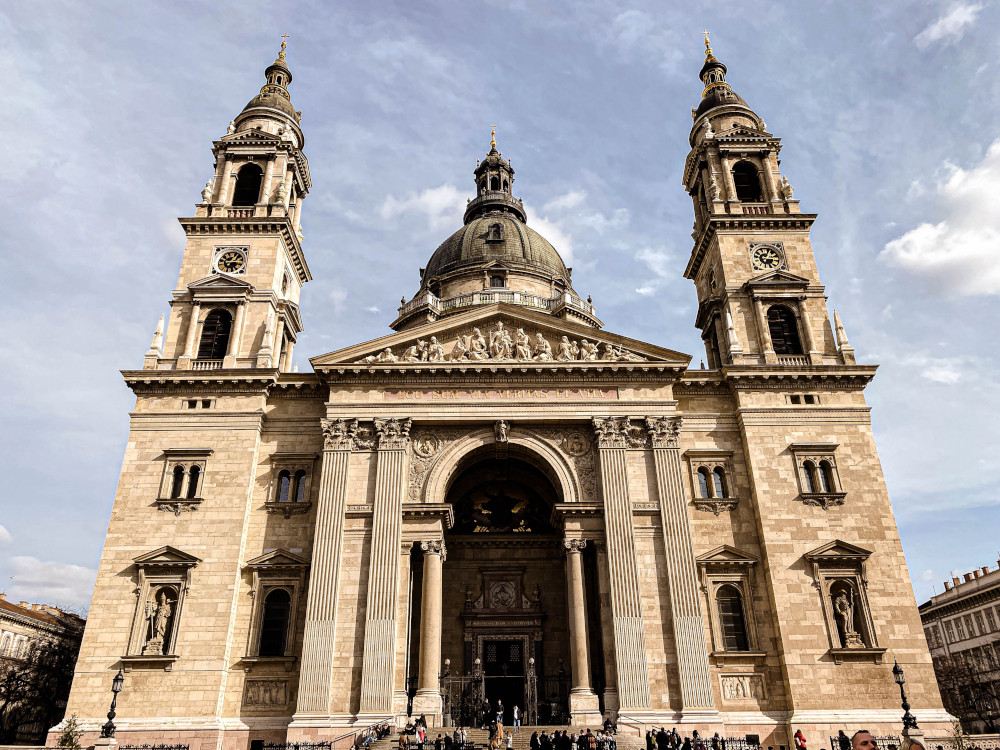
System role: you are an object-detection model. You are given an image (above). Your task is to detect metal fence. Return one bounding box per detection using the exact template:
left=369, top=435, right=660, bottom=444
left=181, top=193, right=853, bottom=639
left=120, top=745, right=191, bottom=750
left=724, top=737, right=762, bottom=750
left=263, top=743, right=332, bottom=750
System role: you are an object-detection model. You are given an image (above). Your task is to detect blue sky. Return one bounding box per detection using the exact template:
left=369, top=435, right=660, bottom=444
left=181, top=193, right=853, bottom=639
left=2, top=1, right=999, bottom=611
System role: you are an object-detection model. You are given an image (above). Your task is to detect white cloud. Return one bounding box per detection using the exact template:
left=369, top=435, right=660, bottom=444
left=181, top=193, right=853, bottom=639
left=914, top=3, right=983, bottom=48
left=633, top=247, right=677, bottom=296
left=544, top=190, right=587, bottom=212
left=881, top=138, right=1000, bottom=294
left=0, top=525, right=12, bottom=546
left=380, top=184, right=471, bottom=232
left=524, top=206, right=575, bottom=265
left=365, top=306, right=380, bottom=314
left=7, top=556, right=97, bottom=610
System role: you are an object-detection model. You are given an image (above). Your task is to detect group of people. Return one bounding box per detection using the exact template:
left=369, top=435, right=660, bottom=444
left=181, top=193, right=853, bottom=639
left=531, top=728, right=617, bottom=750
left=355, top=723, right=393, bottom=748
left=645, top=728, right=725, bottom=750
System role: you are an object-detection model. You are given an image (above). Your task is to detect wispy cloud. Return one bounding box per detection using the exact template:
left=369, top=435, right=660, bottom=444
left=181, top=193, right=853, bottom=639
left=633, top=247, right=677, bottom=296
left=881, top=138, right=1000, bottom=294
left=7, top=556, right=97, bottom=611
left=0, top=525, right=12, bottom=547
left=914, top=3, right=984, bottom=48
left=380, top=184, right=470, bottom=232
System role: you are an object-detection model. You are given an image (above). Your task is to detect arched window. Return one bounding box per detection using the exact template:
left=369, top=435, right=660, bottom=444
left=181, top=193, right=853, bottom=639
left=487, top=223, right=503, bottom=241
left=170, top=465, right=185, bottom=499
left=0, top=634, right=11, bottom=656
left=502, top=179, right=509, bottom=192
left=767, top=305, right=803, bottom=355
left=489, top=275, right=505, bottom=288
left=697, top=468, right=711, bottom=498
left=490, top=175, right=500, bottom=191
left=186, top=465, right=201, bottom=499
left=732, top=161, right=762, bottom=202
left=293, top=470, right=307, bottom=502
left=802, top=461, right=818, bottom=493
left=232, top=164, right=263, bottom=206
left=197, top=309, right=232, bottom=360
left=713, top=467, right=727, bottom=498
left=277, top=470, right=291, bottom=503
left=819, top=460, right=835, bottom=492
left=258, top=588, right=292, bottom=657
left=716, top=585, right=750, bottom=651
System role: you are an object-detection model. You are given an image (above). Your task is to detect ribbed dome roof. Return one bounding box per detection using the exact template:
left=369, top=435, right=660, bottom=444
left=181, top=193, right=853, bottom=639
left=242, top=89, right=298, bottom=119
left=424, top=213, right=569, bottom=280
left=695, top=84, right=750, bottom=118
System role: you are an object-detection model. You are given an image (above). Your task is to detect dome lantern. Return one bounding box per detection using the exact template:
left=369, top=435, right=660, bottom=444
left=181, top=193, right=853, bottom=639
left=464, top=127, right=527, bottom=224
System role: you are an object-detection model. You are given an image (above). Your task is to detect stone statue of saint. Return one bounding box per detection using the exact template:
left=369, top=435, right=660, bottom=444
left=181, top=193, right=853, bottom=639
left=428, top=337, right=445, bottom=362
left=489, top=321, right=512, bottom=359
left=515, top=329, right=531, bottom=360
left=495, top=419, right=509, bottom=443
left=201, top=181, right=213, bottom=203
left=468, top=328, right=489, bottom=360
left=703, top=119, right=715, bottom=139
left=579, top=339, right=599, bottom=361
left=556, top=336, right=573, bottom=361
left=602, top=342, right=619, bottom=361
left=452, top=335, right=469, bottom=361
left=227, top=120, right=236, bottom=134
left=532, top=333, right=552, bottom=361
left=834, top=590, right=863, bottom=647
left=275, top=180, right=288, bottom=203
left=143, top=590, right=173, bottom=655
left=781, top=176, right=794, bottom=199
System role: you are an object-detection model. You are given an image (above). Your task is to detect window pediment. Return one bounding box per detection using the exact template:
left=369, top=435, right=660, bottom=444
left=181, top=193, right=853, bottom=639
left=804, top=539, right=872, bottom=564
left=745, top=269, right=810, bottom=289
left=133, top=546, right=201, bottom=569
left=697, top=545, right=758, bottom=568
left=245, top=549, right=309, bottom=571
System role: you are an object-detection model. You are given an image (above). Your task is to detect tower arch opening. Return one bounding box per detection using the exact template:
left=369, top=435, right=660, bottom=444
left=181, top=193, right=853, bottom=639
left=732, top=160, right=762, bottom=202
left=767, top=305, right=803, bottom=355
left=232, top=163, right=263, bottom=206
left=197, top=309, right=233, bottom=360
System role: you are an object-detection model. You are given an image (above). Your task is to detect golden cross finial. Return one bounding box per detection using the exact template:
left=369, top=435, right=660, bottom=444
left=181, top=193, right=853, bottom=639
left=278, top=33, right=289, bottom=61
left=703, top=29, right=713, bottom=57
left=490, top=125, right=496, bottom=149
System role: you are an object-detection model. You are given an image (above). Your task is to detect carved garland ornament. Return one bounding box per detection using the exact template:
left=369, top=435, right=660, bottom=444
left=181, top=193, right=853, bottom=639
left=354, top=319, right=647, bottom=364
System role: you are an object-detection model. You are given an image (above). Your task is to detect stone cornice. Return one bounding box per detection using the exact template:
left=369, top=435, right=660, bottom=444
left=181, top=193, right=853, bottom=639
left=685, top=214, right=818, bottom=280
left=317, top=363, right=688, bottom=387
left=722, top=364, right=877, bottom=389
left=122, top=370, right=325, bottom=397
left=178, top=216, right=312, bottom=284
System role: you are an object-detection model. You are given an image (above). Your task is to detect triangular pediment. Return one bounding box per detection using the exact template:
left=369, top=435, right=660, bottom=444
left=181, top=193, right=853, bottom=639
left=311, top=303, right=691, bottom=369
left=133, top=546, right=201, bottom=568
left=804, top=539, right=872, bottom=562
left=719, top=126, right=769, bottom=140
left=188, top=274, right=255, bottom=291
left=746, top=269, right=810, bottom=288
left=245, top=549, right=309, bottom=569
left=222, top=129, right=281, bottom=144
left=696, top=545, right=758, bottom=566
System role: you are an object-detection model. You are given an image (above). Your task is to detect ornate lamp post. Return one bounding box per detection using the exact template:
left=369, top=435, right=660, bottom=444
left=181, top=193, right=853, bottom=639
left=892, top=660, right=920, bottom=737
left=99, top=669, right=125, bottom=739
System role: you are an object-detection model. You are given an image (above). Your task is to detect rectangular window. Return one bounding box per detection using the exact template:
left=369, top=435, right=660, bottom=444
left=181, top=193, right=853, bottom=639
left=965, top=615, right=976, bottom=637
left=975, top=611, right=987, bottom=636
left=788, top=395, right=802, bottom=404
left=955, top=618, right=966, bottom=640
left=944, top=621, right=955, bottom=642
left=985, top=607, right=997, bottom=632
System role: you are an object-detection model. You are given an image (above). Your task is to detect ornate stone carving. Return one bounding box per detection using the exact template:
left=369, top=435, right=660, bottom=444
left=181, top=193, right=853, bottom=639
left=321, top=418, right=358, bottom=450
left=374, top=417, right=411, bottom=450
left=801, top=493, right=846, bottom=510
left=592, top=417, right=647, bottom=449
left=413, top=433, right=440, bottom=458
left=780, top=175, right=794, bottom=199
left=407, top=428, right=465, bottom=502
left=420, top=539, right=446, bottom=560
left=495, top=419, right=510, bottom=443
left=720, top=674, right=765, bottom=701
left=142, top=588, right=176, bottom=655
left=693, top=497, right=738, bottom=516
left=244, top=679, right=288, bottom=706
left=564, top=538, right=587, bottom=554
left=563, top=431, right=590, bottom=457
left=201, top=180, right=213, bottom=202
left=156, top=500, right=200, bottom=516
left=646, top=416, right=682, bottom=448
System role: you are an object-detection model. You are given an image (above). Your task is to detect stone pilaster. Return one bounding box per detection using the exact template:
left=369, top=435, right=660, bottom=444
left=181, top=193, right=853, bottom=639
left=292, top=418, right=358, bottom=722
left=412, top=539, right=445, bottom=719
left=357, top=418, right=411, bottom=718
left=564, top=538, right=602, bottom=723
left=592, top=417, right=651, bottom=710
left=645, top=417, right=718, bottom=719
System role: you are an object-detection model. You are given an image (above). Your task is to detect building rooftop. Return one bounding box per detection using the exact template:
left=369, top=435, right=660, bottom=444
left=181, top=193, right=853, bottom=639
left=0, top=593, right=86, bottom=632
left=918, top=559, right=1000, bottom=615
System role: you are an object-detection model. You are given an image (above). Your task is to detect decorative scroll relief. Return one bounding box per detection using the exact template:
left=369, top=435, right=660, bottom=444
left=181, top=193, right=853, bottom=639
left=645, top=416, right=682, bottom=449
left=720, top=674, right=765, bottom=702
left=529, top=426, right=597, bottom=502
left=592, top=416, right=648, bottom=449
left=374, top=417, right=412, bottom=450
left=243, top=679, right=288, bottom=706
left=420, top=539, right=446, bottom=560
left=354, top=319, right=647, bottom=364
left=564, top=538, right=587, bottom=553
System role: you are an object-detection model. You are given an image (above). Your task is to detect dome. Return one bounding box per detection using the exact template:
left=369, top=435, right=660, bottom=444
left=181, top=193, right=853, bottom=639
left=695, top=85, right=750, bottom=118
left=424, top=212, right=570, bottom=281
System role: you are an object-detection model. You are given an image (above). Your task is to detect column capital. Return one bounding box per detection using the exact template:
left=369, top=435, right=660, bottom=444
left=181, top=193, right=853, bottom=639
left=420, top=539, right=446, bottom=560
left=645, top=416, right=682, bottom=449
left=374, top=417, right=412, bottom=450
left=564, top=538, right=587, bottom=554
left=321, top=418, right=359, bottom=451
left=592, top=416, right=646, bottom=449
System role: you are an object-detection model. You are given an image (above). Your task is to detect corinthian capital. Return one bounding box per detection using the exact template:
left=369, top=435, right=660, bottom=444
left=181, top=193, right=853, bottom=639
left=563, top=538, right=587, bottom=554
left=645, top=416, right=682, bottom=449
left=592, top=416, right=646, bottom=449
left=321, top=418, right=358, bottom=450
left=374, top=417, right=412, bottom=450
left=420, top=539, right=446, bottom=560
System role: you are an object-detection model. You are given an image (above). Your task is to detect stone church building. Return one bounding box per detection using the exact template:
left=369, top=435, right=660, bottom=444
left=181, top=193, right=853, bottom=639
left=57, top=38, right=951, bottom=749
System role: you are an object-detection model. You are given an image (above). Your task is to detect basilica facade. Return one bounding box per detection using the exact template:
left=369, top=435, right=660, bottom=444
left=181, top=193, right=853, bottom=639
left=57, top=38, right=951, bottom=750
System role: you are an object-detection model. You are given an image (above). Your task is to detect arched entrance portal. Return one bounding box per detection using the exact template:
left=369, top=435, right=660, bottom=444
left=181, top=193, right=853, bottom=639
left=408, top=445, right=602, bottom=726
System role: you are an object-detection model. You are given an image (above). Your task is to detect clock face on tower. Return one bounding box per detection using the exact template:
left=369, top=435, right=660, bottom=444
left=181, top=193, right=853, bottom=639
left=216, top=249, right=247, bottom=274
left=750, top=243, right=784, bottom=271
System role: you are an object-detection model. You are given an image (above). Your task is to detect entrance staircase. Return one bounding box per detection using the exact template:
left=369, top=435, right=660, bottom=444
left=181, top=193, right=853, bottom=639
left=369, top=729, right=646, bottom=750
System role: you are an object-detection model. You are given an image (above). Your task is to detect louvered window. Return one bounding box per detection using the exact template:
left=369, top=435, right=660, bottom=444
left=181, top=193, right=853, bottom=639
left=717, top=585, right=750, bottom=651
left=197, top=309, right=232, bottom=360
left=767, top=306, right=803, bottom=354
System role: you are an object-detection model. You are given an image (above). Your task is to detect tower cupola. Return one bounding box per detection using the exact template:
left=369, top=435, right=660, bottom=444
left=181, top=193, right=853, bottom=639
left=464, top=128, right=527, bottom=224
left=234, top=37, right=303, bottom=146
left=693, top=32, right=751, bottom=121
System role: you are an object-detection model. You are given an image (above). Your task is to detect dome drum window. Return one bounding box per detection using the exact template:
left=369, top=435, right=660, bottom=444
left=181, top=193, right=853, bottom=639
left=790, top=443, right=846, bottom=510
left=265, top=453, right=318, bottom=518
left=685, top=450, right=739, bottom=515
left=156, top=448, right=213, bottom=515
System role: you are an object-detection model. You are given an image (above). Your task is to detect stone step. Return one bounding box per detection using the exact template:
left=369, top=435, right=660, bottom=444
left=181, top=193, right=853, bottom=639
left=371, top=728, right=643, bottom=750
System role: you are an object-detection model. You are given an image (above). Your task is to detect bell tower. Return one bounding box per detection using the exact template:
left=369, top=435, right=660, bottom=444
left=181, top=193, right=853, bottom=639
left=682, top=33, right=854, bottom=369
left=145, top=38, right=312, bottom=372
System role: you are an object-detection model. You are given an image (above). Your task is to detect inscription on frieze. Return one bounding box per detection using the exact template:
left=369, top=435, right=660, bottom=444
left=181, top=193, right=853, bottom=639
left=386, top=387, right=618, bottom=402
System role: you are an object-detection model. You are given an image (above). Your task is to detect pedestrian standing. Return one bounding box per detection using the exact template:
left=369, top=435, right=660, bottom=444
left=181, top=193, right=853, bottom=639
left=794, top=731, right=806, bottom=750
left=513, top=705, right=521, bottom=734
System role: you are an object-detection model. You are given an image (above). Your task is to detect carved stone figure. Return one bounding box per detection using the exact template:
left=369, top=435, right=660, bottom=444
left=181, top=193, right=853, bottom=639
left=201, top=180, right=213, bottom=202
left=495, top=419, right=510, bottom=443
left=834, top=590, right=863, bottom=648
left=143, top=589, right=173, bottom=655
left=781, top=176, right=794, bottom=199
left=515, top=328, right=531, bottom=360
left=570, top=340, right=579, bottom=359
left=579, top=339, right=599, bottom=361
left=428, top=336, right=445, bottom=362
left=709, top=175, right=721, bottom=201
left=489, top=321, right=512, bottom=359
left=227, top=120, right=236, bottom=134
left=468, top=328, right=489, bottom=360
left=402, top=343, right=421, bottom=362
left=556, top=336, right=573, bottom=361
left=532, top=333, right=552, bottom=361
left=275, top=180, right=288, bottom=203
left=601, top=342, right=618, bottom=361
left=452, top=335, right=469, bottom=361
left=703, top=119, right=715, bottom=139
left=377, top=347, right=397, bottom=363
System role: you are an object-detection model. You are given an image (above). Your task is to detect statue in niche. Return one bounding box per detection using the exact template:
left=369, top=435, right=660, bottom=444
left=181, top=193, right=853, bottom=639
left=495, top=419, right=509, bottom=443
left=142, top=588, right=174, bottom=655
left=833, top=589, right=865, bottom=648
left=427, top=336, right=445, bottom=362
left=515, top=328, right=532, bottom=360
left=532, top=333, right=552, bottom=361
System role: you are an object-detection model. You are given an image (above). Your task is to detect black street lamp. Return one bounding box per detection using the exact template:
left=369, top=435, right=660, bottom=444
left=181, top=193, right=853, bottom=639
left=892, top=660, right=919, bottom=732
left=99, top=669, right=125, bottom=739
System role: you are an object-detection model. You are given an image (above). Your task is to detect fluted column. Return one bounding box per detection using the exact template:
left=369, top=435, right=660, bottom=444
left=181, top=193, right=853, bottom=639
left=798, top=295, right=821, bottom=364
left=413, top=540, right=445, bottom=716
left=645, top=417, right=717, bottom=717
left=754, top=296, right=776, bottom=364
left=179, top=302, right=201, bottom=366
left=293, top=419, right=357, bottom=720
left=592, top=417, right=651, bottom=710
left=358, top=418, right=411, bottom=718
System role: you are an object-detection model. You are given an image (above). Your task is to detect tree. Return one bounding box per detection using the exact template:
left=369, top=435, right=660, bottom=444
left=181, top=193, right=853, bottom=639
left=55, top=714, right=84, bottom=750
left=933, top=650, right=1000, bottom=734
left=0, top=635, right=81, bottom=744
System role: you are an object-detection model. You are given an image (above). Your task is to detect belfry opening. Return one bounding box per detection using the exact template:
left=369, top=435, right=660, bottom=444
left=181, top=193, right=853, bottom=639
left=406, top=445, right=605, bottom=726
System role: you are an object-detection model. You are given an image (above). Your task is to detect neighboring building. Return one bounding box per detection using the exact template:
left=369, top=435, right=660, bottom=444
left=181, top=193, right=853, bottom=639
left=55, top=36, right=951, bottom=750
left=0, top=595, right=85, bottom=744
left=920, top=563, right=1000, bottom=733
